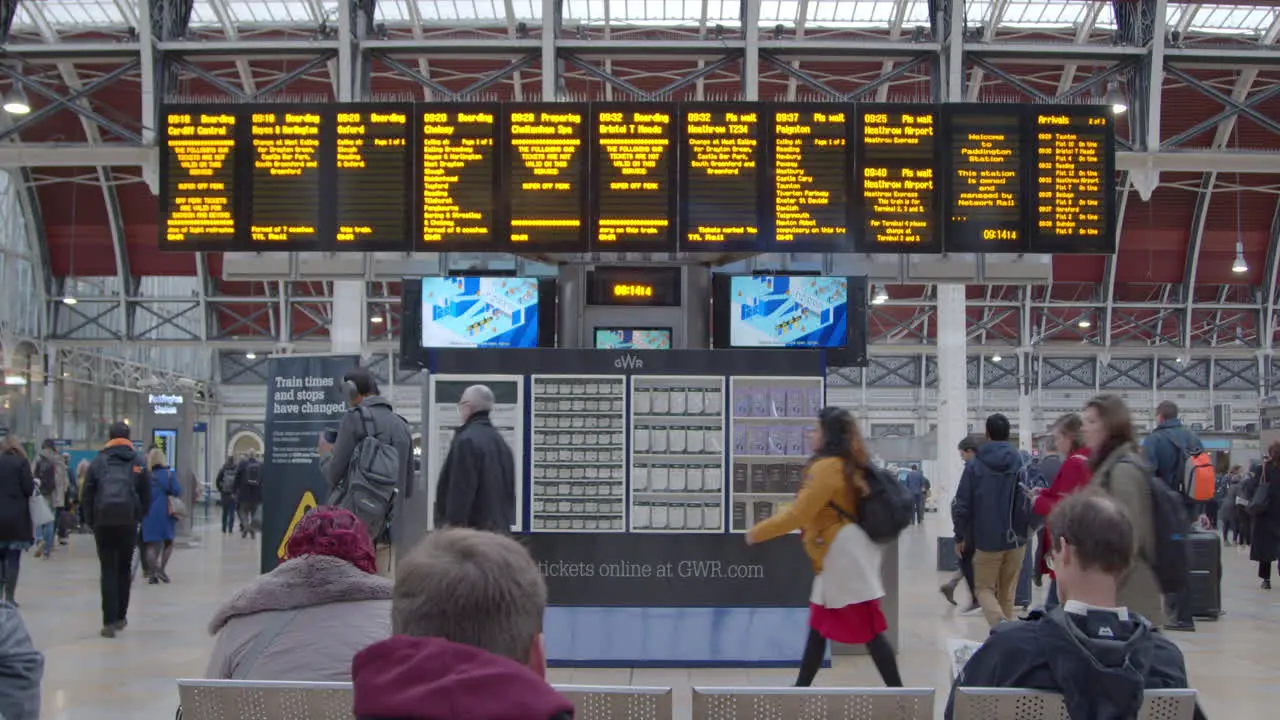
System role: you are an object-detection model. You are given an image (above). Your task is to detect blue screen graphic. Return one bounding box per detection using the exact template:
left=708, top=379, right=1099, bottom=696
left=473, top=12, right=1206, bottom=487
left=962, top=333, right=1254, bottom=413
left=728, top=275, right=848, bottom=348
left=420, top=277, right=540, bottom=348
left=594, top=328, right=672, bottom=350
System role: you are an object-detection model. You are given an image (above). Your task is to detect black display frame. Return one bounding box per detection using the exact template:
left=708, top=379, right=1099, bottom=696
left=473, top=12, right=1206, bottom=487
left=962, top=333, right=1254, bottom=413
left=1024, top=103, right=1118, bottom=255
left=942, top=102, right=1032, bottom=254
left=710, top=273, right=868, bottom=366
left=399, top=276, right=558, bottom=364
left=414, top=102, right=505, bottom=252
left=589, top=102, right=681, bottom=253
left=764, top=102, right=858, bottom=254
left=676, top=102, right=772, bottom=253
left=851, top=102, right=945, bottom=255
left=502, top=102, right=592, bottom=253
left=591, top=327, right=674, bottom=349
left=586, top=266, right=683, bottom=306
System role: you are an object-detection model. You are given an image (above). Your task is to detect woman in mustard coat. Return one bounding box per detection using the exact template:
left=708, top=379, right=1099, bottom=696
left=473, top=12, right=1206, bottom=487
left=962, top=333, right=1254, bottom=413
left=747, top=406, right=903, bottom=687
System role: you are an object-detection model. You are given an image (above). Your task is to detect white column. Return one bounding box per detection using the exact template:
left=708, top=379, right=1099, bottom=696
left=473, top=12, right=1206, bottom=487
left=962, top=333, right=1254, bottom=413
left=1018, top=355, right=1034, bottom=452
left=935, top=284, right=968, bottom=505
left=330, top=281, right=364, bottom=355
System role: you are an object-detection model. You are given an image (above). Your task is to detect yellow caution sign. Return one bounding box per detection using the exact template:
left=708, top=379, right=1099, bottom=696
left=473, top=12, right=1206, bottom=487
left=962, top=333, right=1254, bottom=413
left=276, top=490, right=318, bottom=561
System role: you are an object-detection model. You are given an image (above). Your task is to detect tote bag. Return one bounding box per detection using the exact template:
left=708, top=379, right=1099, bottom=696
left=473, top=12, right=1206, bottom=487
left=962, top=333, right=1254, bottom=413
left=29, top=490, right=54, bottom=528
left=810, top=519, right=885, bottom=609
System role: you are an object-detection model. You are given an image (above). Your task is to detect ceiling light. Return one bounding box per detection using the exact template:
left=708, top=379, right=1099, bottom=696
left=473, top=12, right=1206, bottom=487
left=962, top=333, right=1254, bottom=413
left=2, top=88, right=30, bottom=115
left=1232, top=242, right=1248, bottom=274
left=245, top=352, right=257, bottom=360
left=62, top=296, right=78, bottom=306
left=371, top=315, right=385, bottom=324
left=872, top=285, right=889, bottom=305
left=1078, top=318, right=1092, bottom=329
left=4, top=374, right=26, bottom=386
left=1104, top=81, right=1127, bottom=114
left=991, top=353, right=1002, bottom=363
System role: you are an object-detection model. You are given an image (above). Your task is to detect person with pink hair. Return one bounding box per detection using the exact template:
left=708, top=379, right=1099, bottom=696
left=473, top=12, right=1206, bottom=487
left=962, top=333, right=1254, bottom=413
left=205, top=507, right=391, bottom=681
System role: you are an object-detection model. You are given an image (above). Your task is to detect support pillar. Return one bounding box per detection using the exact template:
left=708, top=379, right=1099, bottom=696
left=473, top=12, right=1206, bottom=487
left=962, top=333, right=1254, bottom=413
left=935, top=284, right=968, bottom=505
left=1018, top=359, right=1034, bottom=451
left=331, top=281, right=364, bottom=355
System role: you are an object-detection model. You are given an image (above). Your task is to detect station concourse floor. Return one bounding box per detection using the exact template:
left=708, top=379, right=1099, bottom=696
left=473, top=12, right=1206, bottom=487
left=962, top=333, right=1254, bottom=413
left=19, top=511, right=1274, bottom=719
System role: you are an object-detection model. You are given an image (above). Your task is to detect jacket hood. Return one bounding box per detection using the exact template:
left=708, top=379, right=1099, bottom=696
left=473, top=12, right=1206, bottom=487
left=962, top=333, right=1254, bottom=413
left=975, top=441, right=1022, bottom=474
left=102, top=439, right=137, bottom=461
left=352, top=636, right=573, bottom=720
left=359, top=395, right=395, bottom=411
left=208, top=554, right=391, bottom=634
left=1155, top=418, right=1184, bottom=430
left=39, top=448, right=63, bottom=464
left=1042, top=609, right=1154, bottom=720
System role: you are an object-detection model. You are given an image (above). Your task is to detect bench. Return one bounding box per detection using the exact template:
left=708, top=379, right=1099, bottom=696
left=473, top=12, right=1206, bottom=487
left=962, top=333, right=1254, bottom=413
left=952, top=687, right=1199, bottom=720
left=176, top=679, right=673, bottom=720
left=692, top=686, right=935, bottom=720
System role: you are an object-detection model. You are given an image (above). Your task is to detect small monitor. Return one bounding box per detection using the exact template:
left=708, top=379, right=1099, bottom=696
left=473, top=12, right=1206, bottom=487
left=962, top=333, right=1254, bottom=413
left=594, top=328, right=672, bottom=350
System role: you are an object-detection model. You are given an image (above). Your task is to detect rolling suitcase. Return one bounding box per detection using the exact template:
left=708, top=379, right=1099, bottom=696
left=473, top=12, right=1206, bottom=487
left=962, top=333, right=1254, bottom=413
left=1187, top=531, right=1224, bottom=619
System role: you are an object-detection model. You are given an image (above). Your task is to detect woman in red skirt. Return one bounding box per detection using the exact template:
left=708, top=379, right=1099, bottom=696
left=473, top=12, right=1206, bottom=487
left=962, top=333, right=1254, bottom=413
left=747, top=407, right=903, bottom=687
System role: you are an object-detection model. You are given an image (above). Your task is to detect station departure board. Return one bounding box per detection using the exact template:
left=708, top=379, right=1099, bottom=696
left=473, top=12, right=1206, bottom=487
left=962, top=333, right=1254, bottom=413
left=158, top=101, right=1117, bottom=255
left=505, top=104, right=589, bottom=251
left=771, top=106, right=852, bottom=252
left=1029, top=106, right=1115, bottom=253
left=679, top=105, right=766, bottom=251
left=161, top=109, right=237, bottom=249
left=853, top=105, right=941, bottom=253
left=592, top=104, right=677, bottom=250
left=419, top=105, right=500, bottom=249
left=946, top=105, right=1026, bottom=253
left=334, top=106, right=412, bottom=248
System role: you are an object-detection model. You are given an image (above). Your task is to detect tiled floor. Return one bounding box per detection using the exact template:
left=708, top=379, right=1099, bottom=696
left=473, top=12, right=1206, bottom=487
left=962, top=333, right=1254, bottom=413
left=16, top=511, right=1273, bottom=719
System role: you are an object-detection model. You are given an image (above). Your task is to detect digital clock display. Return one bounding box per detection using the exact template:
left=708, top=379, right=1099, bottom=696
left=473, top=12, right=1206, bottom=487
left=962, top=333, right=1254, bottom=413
left=586, top=267, right=682, bottom=307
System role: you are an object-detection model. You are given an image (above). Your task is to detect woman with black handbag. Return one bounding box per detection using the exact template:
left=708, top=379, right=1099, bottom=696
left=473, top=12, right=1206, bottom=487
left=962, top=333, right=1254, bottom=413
left=1245, top=443, right=1280, bottom=590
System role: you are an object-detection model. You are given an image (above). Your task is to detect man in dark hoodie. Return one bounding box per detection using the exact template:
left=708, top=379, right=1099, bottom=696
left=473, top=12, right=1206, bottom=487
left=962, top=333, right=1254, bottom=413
left=351, top=528, right=573, bottom=720
left=81, top=422, right=151, bottom=639
left=953, top=413, right=1030, bottom=628
left=946, top=489, right=1199, bottom=720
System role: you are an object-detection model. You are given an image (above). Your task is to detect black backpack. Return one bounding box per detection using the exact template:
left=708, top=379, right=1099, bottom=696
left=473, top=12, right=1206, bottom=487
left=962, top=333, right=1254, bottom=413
left=244, top=460, right=263, bottom=488
left=851, top=464, right=914, bottom=543
left=1112, top=457, right=1190, bottom=594
left=35, top=457, right=57, bottom=497
left=217, top=467, right=236, bottom=495
left=94, top=458, right=142, bottom=527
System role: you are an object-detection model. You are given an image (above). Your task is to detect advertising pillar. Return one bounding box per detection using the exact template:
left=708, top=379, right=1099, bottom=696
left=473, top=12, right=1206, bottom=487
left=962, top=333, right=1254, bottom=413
left=142, top=392, right=195, bottom=540
left=261, top=354, right=359, bottom=573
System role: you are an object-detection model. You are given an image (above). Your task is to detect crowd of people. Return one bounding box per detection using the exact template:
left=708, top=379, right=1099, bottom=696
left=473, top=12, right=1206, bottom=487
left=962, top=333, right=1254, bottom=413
left=0, top=369, right=1263, bottom=720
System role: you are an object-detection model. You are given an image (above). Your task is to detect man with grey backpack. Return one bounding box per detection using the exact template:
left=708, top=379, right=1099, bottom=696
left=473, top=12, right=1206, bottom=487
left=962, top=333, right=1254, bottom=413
left=320, top=368, right=412, bottom=576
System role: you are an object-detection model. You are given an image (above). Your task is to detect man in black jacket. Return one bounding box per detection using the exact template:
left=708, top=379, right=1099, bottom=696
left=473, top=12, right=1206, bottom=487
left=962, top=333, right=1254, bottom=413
left=81, top=422, right=150, bottom=639
left=435, top=384, right=515, bottom=532
left=946, top=489, right=1203, bottom=720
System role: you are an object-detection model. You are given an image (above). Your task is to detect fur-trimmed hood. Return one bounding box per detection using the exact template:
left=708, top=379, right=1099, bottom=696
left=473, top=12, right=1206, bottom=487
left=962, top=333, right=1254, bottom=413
left=209, top=554, right=392, bottom=635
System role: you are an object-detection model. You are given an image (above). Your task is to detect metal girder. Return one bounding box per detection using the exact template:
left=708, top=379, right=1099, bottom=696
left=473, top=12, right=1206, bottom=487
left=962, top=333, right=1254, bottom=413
left=1164, top=64, right=1280, bottom=139
left=965, top=0, right=1009, bottom=102
left=1183, top=172, right=1216, bottom=346
left=1264, top=201, right=1280, bottom=352
left=0, top=144, right=156, bottom=168
left=156, top=39, right=341, bottom=55
left=761, top=52, right=928, bottom=102
left=967, top=43, right=1145, bottom=60
left=1103, top=173, right=1132, bottom=348
left=377, top=51, right=538, bottom=100
left=130, top=301, right=202, bottom=341
left=873, top=0, right=910, bottom=103
left=171, top=52, right=337, bottom=101
left=1057, top=1, right=1107, bottom=95
left=0, top=67, right=142, bottom=143
left=1115, top=151, right=1280, bottom=173
left=207, top=0, right=258, bottom=95
left=1164, top=45, right=1280, bottom=67
left=0, top=60, right=139, bottom=143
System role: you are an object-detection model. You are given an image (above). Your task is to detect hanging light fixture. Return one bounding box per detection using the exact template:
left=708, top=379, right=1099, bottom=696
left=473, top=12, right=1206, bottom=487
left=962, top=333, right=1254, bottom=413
left=872, top=285, right=889, bottom=305
left=1078, top=317, right=1092, bottom=329
left=1104, top=81, right=1127, bottom=115
left=62, top=296, right=78, bottom=306
left=370, top=314, right=385, bottom=324
left=991, top=353, right=1002, bottom=363
left=2, top=87, right=30, bottom=115
left=245, top=352, right=257, bottom=360
left=1232, top=242, right=1249, bottom=273
left=4, top=373, right=27, bottom=386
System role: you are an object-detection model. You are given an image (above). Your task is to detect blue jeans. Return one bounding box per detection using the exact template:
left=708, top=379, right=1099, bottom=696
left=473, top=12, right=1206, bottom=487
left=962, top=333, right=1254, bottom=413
left=1045, top=578, right=1061, bottom=610
left=37, top=522, right=55, bottom=554
left=220, top=497, right=237, bottom=533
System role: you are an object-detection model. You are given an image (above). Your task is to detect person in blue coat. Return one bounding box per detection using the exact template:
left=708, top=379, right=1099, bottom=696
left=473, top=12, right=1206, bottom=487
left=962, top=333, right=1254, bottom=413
left=140, top=448, right=181, bottom=585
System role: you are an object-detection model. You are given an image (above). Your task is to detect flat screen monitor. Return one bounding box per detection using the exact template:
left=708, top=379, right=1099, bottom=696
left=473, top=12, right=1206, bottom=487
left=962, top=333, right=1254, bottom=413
left=151, top=429, right=177, bottom=469
left=419, top=276, right=542, bottom=348
left=720, top=275, right=849, bottom=348
left=594, top=328, right=672, bottom=350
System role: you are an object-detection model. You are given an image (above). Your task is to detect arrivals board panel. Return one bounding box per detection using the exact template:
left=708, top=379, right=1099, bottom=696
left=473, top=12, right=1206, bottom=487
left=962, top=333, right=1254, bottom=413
left=418, top=104, right=501, bottom=250
left=591, top=104, right=678, bottom=251
left=678, top=104, right=767, bottom=252
left=944, top=104, right=1027, bottom=253
left=333, top=104, right=413, bottom=249
left=769, top=105, right=853, bottom=252
left=504, top=104, right=590, bottom=251
left=852, top=105, right=942, bottom=253
left=1028, top=105, right=1115, bottom=253
left=159, top=101, right=1117, bottom=255
left=160, top=108, right=237, bottom=250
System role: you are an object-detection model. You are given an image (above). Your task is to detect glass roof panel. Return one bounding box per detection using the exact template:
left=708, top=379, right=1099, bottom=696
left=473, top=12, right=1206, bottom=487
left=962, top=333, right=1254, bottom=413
left=805, top=0, right=900, bottom=28
left=760, top=0, right=801, bottom=25
left=1002, top=0, right=1091, bottom=27
left=11, top=0, right=128, bottom=29
left=1188, top=5, right=1278, bottom=34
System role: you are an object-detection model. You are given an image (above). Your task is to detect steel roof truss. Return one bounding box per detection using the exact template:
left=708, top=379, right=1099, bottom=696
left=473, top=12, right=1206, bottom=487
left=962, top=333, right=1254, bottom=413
left=131, top=300, right=202, bottom=341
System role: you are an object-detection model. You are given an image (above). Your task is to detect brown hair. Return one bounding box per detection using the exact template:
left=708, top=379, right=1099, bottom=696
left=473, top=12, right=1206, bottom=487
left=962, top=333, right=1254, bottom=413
left=0, top=437, right=26, bottom=460
left=1085, top=394, right=1136, bottom=471
left=1267, top=442, right=1280, bottom=469
left=1048, top=489, right=1135, bottom=575
left=1054, top=413, right=1085, bottom=453
left=815, top=407, right=871, bottom=509
left=147, top=448, right=167, bottom=469
left=392, top=528, right=546, bottom=664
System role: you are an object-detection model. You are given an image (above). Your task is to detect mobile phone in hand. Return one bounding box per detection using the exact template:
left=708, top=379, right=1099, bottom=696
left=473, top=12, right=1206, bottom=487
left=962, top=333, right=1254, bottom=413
left=323, top=428, right=338, bottom=444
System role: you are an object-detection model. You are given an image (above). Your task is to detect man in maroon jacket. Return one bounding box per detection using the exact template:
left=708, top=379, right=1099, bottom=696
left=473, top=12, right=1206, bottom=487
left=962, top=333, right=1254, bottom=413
left=352, top=528, right=573, bottom=720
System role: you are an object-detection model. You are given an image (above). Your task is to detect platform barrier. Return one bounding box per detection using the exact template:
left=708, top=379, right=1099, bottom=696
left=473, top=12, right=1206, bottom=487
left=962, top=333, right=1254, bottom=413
left=951, top=687, right=1198, bottom=720
left=692, top=686, right=934, bottom=720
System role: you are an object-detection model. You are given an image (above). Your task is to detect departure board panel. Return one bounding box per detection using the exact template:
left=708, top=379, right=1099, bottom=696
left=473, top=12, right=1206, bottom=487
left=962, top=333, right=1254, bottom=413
left=505, top=104, right=589, bottom=251
left=418, top=105, right=501, bottom=250
left=853, top=105, right=941, bottom=253
left=592, top=104, right=678, bottom=251
left=679, top=104, right=766, bottom=251
left=1029, top=106, right=1115, bottom=253
left=770, top=105, right=853, bottom=252
left=332, top=105, right=412, bottom=248
left=160, top=108, right=237, bottom=250
left=945, top=105, right=1027, bottom=253
left=247, top=106, right=324, bottom=247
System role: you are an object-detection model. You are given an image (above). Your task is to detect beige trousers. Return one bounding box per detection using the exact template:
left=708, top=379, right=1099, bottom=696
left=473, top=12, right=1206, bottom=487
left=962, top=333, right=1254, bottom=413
left=973, top=547, right=1025, bottom=628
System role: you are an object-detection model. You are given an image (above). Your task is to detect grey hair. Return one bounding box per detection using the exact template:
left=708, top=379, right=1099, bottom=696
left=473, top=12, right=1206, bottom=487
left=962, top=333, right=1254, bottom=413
left=461, top=384, right=495, bottom=412
left=392, top=528, right=546, bottom=663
